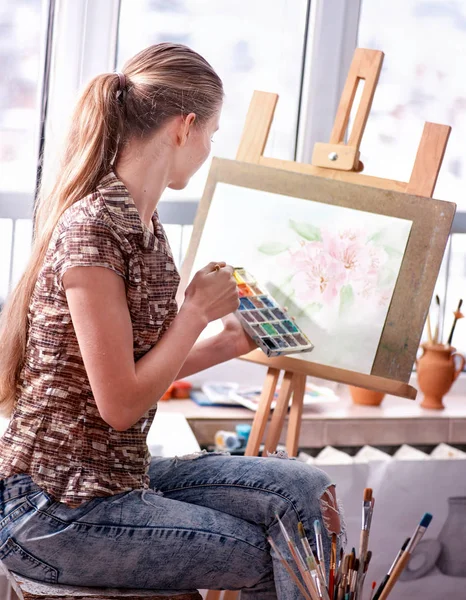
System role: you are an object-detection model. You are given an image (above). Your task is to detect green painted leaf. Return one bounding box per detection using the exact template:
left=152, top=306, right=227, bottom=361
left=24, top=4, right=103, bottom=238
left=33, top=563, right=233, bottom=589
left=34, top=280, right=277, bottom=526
left=257, top=242, right=289, bottom=255
left=289, top=219, right=322, bottom=241
left=339, top=284, right=354, bottom=315
left=383, top=245, right=402, bottom=258
left=367, top=230, right=383, bottom=243
left=306, top=302, right=323, bottom=316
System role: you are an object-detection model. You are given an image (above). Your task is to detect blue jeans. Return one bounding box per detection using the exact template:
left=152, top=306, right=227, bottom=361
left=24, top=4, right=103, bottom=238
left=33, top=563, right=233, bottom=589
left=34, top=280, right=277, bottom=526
left=0, top=453, right=342, bottom=599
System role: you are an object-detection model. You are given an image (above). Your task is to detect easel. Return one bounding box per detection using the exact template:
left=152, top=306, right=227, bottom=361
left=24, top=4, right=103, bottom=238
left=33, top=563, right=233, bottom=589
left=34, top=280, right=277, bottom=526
left=205, top=48, right=450, bottom=600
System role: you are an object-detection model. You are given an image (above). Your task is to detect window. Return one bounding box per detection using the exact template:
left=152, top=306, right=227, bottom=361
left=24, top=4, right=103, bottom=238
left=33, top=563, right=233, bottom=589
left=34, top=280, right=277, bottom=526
left=357, top=0, right=466, bottom=358
left=117, top=0, right=309, bottom=202
left=0, top=0, right=47, bottom=304
left=446, top=235, right=466, bottom=353
left=358, top=0, right=466, bottom=208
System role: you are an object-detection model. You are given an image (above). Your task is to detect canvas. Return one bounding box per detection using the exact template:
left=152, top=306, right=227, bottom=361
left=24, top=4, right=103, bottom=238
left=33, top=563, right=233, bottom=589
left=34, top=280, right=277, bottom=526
left=190, top=183, right=412, bottom=374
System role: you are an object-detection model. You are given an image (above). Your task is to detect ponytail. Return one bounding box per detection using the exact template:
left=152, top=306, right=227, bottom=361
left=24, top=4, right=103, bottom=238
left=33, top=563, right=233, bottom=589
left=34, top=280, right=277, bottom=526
left=0, top=73, right=123, bottom=415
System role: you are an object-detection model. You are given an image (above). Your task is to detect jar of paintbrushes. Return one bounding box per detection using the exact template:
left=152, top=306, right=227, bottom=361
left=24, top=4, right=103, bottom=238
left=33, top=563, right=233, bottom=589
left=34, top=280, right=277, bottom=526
left=417, top=297, right=465, bottom=410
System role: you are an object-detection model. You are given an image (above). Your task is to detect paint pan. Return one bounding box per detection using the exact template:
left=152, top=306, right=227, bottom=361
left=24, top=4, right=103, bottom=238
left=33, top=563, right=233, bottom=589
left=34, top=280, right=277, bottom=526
left=250, top=310, right=265, bottom=322
left=238, top=284, right=254, bottom=297
left=239, top=297, right=255, bottom=310
left=233, top=268, right=314, bottom=358
left=251, top=297, right=265, bottom=309
left=235, top=268, right=256, bottom=285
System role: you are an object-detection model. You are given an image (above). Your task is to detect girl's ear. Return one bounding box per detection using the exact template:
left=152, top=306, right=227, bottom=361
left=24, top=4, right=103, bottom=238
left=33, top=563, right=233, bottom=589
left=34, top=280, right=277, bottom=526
left=178, top=113, right=196, bottom=147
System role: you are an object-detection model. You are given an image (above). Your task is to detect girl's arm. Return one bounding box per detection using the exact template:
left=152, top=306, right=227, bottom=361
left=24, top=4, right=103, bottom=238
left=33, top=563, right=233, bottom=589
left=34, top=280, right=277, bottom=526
left=176, top=314, right=257, bottom=379
left=63, top=263, right=238, bottom=431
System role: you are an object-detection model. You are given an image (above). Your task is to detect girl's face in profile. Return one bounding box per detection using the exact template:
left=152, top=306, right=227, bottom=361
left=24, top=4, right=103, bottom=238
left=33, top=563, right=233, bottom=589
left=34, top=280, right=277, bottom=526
left=168, top=108, right=221, bottom=190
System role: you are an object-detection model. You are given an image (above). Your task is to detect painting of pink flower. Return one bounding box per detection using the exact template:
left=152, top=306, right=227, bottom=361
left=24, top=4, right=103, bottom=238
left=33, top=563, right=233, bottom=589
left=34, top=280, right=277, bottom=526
left=262, top=220, right=394, bottom=313
left=291, top=249, right=347, bottom=304
left=191, top=182, right=413, bottom=374
left=321, top=228, right=374, bottom=282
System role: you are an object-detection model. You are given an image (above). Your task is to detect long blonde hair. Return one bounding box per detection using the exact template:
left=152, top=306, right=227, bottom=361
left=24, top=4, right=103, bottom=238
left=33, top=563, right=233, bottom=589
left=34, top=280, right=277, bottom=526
left=0, top=43, right=223, bottom=416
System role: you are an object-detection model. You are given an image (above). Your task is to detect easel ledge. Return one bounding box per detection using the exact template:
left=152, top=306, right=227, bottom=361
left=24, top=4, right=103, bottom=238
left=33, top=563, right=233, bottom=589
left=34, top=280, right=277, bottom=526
left=240, top=350, right=417, bottom=400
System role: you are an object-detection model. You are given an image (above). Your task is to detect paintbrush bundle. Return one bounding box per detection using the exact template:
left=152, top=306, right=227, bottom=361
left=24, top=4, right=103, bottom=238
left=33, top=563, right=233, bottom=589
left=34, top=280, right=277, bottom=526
left=426, top=294, right=464, bottom=346
left=233, top=268, right=314, bottom=357
left=272, top=487, right=433, bottom=600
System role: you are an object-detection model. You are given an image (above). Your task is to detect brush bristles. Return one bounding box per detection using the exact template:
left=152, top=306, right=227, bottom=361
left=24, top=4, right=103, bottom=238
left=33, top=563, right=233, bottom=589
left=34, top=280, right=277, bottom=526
left=363, top=488, right=373, bottom=501
left=342, top=555, right=349, bottom=574
left=420, top=512, right=433, bottom=528
left=298, top=522, right=306, bottom=539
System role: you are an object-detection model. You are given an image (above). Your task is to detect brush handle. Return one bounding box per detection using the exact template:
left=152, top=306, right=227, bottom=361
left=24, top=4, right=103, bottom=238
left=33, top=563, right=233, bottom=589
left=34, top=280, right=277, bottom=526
left=426, top=313, right=433, bottom=344
left=377, top=552, right=410, bottom=600
left=288, top=542, right=320, bottom=600
left=280, top=555, right=314, bottom=600
left=372, top=574, right=389, bottom=600
left=329, top=534, right=337, bottom=599
left=358, top=530, right=369, bottom=568
left=268, top=537, right=313, bottom=600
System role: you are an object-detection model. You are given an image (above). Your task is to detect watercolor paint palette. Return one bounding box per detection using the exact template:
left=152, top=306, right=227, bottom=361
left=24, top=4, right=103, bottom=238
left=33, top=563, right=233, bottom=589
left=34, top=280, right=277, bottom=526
left=234, top=268, right=314, bottom=357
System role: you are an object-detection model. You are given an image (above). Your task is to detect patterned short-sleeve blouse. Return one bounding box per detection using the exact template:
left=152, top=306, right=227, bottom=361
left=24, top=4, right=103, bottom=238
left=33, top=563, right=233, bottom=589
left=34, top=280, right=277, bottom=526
left=0, top=171, right=180, bottom=506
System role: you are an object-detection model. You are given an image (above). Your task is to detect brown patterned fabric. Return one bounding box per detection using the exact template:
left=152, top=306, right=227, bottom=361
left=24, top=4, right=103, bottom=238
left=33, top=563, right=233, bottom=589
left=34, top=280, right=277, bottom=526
left=0, top=172, right=180, bottom=506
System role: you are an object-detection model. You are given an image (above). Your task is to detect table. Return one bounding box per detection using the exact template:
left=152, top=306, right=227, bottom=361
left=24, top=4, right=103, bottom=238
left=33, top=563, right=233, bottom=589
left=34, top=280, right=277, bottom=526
left=157, top=386, right=466, bottom=448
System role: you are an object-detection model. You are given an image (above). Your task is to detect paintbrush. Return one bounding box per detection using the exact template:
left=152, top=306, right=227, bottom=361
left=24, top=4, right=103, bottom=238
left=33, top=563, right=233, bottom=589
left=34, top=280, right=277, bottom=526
left=426, top=312, right=433, bottom=344
left=314, top=520, right=327, bottom=584
left=298, top=522, right=328, bottom=597
left=348, top=558, right=358, bottom=599
left=433, top=294, right=441, bottom=343
left=336, top=555, right=349, bottom=600
left=268, top=536, right=313, bottom=600
left=276, top=515, right=320, bottom=599
left=357, top=488, right=373, bottom=590
left=378, top=513, right=432, bottom=600
left=329, top=533, right=337, bottom=599
left=369, top=581, right=377, bottom=600
left=356, top=550, right=372, bottom=599
left=446, top=299, right=463, bottom=346
left=372, top=537, right=409, bottom=600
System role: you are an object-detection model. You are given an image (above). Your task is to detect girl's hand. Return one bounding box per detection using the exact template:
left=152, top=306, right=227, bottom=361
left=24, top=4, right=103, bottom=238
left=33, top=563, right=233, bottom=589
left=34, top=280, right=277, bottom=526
left=221, top=313, right=257, bottom=357
left=183, top=262, right=239, bottom=323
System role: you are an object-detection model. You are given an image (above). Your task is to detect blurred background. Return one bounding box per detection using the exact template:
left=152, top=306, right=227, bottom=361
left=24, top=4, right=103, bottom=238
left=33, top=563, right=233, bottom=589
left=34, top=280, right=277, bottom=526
left=0, top=0, right=465, bottom=361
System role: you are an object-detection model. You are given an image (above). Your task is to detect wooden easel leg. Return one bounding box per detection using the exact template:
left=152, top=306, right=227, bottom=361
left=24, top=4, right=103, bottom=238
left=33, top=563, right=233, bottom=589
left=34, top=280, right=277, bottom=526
left=222, top=591, right=240, bottom=600
left=263, top=371, right=295, bottom=455
left=286, top=374, right=306, bottom=457
left=245, top=367, right=280, bottom=456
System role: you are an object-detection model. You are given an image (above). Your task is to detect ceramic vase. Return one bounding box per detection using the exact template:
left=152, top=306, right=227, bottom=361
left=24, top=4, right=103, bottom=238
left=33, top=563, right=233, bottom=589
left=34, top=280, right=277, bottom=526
left=437, top=497, right=466, bottom=577
left=417, top=344, right=465, bottom=410
left=349, top=386, right=385, bottom=406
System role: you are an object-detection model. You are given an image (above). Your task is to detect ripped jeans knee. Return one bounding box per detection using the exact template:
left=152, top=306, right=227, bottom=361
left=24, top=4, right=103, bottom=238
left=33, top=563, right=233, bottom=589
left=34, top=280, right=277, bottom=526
left=320, top=485, right=340, bottom=538
left=319, top=483, right=347, bottom=552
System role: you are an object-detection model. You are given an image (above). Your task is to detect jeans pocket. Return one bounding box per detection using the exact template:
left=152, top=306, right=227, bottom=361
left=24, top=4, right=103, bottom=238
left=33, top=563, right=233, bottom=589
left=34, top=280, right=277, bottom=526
left=0, top=537, right=58, bottom=584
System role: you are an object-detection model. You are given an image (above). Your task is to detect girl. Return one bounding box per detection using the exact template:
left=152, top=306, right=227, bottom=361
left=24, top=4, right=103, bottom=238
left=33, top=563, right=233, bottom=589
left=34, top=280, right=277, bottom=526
left=0, top=43, right=341, bottom=599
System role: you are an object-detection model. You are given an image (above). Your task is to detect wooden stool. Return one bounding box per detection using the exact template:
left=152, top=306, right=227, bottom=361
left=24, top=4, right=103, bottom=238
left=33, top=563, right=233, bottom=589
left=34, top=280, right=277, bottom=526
left=10, top=573, right=202, bottom=600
